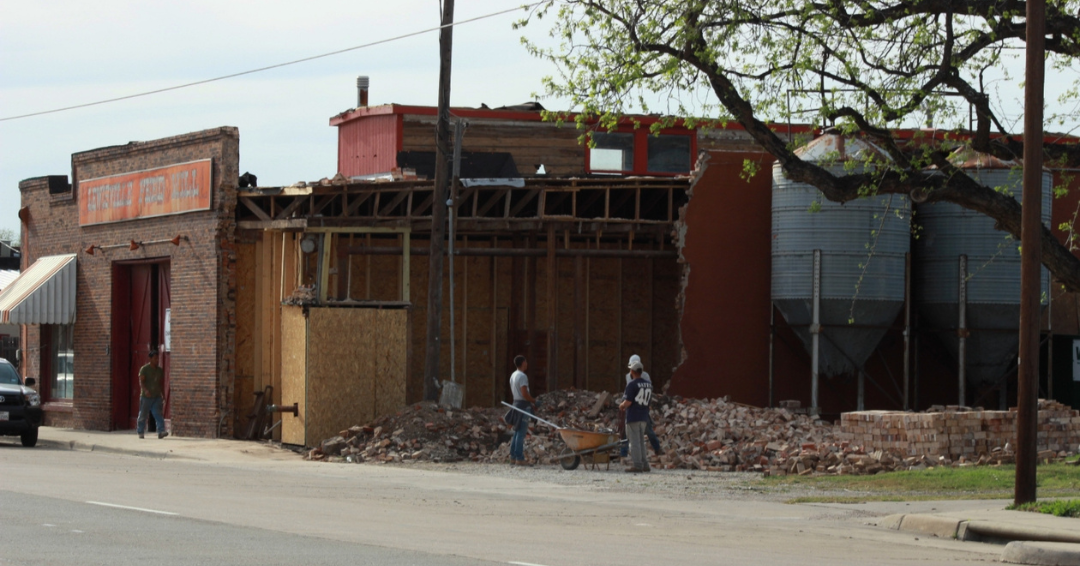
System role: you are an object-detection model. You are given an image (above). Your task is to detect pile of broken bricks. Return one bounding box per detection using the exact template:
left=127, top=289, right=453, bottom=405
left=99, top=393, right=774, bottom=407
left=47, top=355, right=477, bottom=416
left=306, top=390, right=1080, bottom=476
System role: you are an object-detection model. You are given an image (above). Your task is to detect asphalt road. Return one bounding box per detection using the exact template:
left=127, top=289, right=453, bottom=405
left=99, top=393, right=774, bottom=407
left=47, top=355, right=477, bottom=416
left=0, top=490, right=499, bottom=566
left=0, top=442, right=1001, bottom=565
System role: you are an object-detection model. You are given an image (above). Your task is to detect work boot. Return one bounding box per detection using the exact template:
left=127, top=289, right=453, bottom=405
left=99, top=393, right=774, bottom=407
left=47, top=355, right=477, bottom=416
left=624, top=466, right=643, bottom=473
left=158, top=431, right=169, bottom=439
left=138, top=432, right=144, bottom=439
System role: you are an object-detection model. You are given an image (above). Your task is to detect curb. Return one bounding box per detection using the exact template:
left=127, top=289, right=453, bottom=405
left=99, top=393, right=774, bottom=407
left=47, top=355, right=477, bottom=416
left=965, top=521, right=1080, bottom=545
left=879, top=514, right=962, bottom=539
left=38, top=438, right=172, bottom=460
left=1002, top=541, right=1080, bottom=566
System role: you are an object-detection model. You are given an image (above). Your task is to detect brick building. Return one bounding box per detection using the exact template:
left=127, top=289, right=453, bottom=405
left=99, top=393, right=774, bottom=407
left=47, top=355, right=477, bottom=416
left=10, top=127, right=239, bottom=436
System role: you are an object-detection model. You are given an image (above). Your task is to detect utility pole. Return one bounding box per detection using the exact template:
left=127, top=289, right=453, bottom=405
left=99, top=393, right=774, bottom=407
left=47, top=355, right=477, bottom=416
left=1016, top=0, right=1044, bottom=506
left=424, top=0, right=455, bottom=401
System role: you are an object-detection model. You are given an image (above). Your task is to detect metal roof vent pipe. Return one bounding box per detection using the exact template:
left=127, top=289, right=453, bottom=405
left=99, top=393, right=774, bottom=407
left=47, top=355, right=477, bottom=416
left=357, top=76, right=370, bottom=108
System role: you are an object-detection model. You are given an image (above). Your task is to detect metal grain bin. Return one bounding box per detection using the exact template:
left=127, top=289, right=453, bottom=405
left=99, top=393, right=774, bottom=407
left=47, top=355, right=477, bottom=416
left=915, top=148, right=1051, bottom=389
left=772, top=135, right=911, bottom=383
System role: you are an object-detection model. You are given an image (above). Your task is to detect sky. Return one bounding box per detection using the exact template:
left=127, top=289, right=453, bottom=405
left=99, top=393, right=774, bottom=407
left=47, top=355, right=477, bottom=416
left=2, top=2, right=1077, bottom=239
left=0, top=0, right=567, bottom=237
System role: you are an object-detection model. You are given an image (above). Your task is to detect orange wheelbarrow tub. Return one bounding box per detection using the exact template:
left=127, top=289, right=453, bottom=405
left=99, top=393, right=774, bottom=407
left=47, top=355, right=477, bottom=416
left=501, top=401, right=625, bottom=471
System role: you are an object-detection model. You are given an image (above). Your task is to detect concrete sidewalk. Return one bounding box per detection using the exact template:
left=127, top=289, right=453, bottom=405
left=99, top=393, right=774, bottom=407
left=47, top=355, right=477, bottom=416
left=874, top=503, right=1080, bottom=565
left=29, top=426, right=302, bottom=464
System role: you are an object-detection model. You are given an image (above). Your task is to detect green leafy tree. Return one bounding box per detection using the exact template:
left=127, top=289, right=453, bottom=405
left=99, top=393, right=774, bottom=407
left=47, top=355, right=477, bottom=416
left=520, top=0, right=1080, bottom=289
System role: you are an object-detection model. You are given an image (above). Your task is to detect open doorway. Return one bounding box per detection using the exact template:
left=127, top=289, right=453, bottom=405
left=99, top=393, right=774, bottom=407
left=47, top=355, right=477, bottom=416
left=110, top=260, right=171, bottom=430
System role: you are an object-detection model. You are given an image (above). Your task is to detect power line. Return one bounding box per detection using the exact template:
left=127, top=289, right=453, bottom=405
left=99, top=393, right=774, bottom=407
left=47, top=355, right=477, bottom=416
left=0, top=1, right=549, bottom=123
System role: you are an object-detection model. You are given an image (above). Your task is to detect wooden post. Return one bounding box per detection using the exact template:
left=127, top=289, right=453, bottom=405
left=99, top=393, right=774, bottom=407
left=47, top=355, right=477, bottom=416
left=365, top=234, right=372, bottom=300
left=423, top=0, right=455, bottom=401
left=546, top=224, right=558, bottom=393
left=1016, top=0, right=1044, bottom=505
left=616, top=256, right=623, bottom=393
left=527, top=236, right=537, bottom=388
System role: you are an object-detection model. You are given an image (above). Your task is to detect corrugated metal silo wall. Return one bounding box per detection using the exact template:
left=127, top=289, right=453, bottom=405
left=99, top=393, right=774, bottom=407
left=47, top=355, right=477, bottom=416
left=915, top=170, right=1051, bottom=385
left=671, top=151, right=908, bottom=412
left=336, top=114, right=401, bottom=176
left=771, top=163, right=910, bottom=377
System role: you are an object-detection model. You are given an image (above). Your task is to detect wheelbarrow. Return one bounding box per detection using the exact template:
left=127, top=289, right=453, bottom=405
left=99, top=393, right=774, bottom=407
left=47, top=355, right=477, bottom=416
left=501, top=402, right=625, bottom=471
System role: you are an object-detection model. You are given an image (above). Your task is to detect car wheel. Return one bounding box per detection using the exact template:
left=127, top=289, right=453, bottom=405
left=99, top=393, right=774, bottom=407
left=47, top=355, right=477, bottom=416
left=21, top=426, right=38, bottom=448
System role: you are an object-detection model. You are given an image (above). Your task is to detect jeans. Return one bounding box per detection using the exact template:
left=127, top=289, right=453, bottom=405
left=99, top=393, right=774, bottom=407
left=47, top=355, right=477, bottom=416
left=626, top=420, right=649, bottom=471
left=137, top=396, right=165, bottom=435
left=509, top=402, right=533, bottom=461
left=622, top=413, right=661, bottom=457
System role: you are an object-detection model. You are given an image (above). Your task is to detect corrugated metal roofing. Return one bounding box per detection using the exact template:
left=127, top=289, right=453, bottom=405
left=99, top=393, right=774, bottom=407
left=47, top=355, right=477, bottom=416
left=0, top=254, right=76, bottom=324
left=0, top=270, right=18, bottom=292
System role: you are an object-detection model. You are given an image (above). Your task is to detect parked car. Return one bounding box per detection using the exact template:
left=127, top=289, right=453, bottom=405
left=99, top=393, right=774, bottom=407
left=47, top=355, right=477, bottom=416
left=0, top=358, right=42, bottom=447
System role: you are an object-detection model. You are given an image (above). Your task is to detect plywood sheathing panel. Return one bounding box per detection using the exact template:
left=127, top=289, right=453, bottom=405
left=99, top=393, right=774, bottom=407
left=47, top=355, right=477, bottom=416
left=304, top=307, right=408, bottom=445
left=280, top=305, right=307, bottom=446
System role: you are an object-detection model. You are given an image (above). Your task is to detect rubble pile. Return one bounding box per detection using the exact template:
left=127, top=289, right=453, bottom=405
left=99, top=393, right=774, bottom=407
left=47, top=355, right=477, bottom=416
left=308, top=403, right=511, bottom=464
left=305, top=391, right=1080, bottom=476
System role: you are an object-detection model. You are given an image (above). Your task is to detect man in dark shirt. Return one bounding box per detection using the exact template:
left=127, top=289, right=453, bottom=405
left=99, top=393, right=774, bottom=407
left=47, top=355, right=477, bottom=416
left=619, top=360, right=652, bottom=473
left=137, top=349, right=168, bottom=439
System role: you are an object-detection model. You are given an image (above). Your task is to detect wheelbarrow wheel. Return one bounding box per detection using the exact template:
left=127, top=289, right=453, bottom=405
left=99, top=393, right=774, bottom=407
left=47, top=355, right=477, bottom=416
left=559, top=452, right=581, bottom=471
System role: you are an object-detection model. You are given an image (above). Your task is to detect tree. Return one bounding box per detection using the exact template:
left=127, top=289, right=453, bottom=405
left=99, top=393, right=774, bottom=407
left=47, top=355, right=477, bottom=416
left=0, top=227, right=18, bottom=248
left=519, top=0, right=1080, bottom=289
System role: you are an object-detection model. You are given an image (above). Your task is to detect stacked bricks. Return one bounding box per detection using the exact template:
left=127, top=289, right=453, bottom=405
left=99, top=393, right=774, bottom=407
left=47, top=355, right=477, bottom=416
left=839, top=400, right=1080, bottom=459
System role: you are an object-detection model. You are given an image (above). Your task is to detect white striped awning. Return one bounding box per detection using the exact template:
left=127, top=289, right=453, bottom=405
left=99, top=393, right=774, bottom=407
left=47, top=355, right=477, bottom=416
left=0, top=254, right=77, bottom=324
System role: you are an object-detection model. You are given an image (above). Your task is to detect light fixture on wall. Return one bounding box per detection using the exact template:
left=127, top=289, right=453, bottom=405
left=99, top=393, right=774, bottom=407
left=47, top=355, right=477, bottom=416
left=82, top=235, right=187, bottom=256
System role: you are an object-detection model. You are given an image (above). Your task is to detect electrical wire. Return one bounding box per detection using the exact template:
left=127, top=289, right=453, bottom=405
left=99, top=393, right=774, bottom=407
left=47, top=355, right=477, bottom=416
left=0, top=1, right=550, bottom=123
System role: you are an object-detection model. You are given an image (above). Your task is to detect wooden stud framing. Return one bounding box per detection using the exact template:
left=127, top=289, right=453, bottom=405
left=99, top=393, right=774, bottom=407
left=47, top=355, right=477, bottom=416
left=546, top=224, right=558, bottom=392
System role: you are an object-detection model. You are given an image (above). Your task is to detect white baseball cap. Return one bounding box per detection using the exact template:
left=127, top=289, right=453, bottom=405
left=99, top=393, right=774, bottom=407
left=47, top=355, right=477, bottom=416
left=627, top=354, right=641, bottom=369
left=629, top=360, right=644, bottom=373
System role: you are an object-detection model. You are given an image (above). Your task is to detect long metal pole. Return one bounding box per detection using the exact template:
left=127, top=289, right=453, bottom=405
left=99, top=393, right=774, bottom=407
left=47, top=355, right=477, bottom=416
left=768, top=303, right=775, bottom=408
left=958, top=254, right=968, bottom=406
left=903, top=252, right=912, bottom=410
left=423, top=0, right=455, bottom=401
left=811, top=249, right=821, bottom=412
left=1016, top=0, right=1045, bottom=506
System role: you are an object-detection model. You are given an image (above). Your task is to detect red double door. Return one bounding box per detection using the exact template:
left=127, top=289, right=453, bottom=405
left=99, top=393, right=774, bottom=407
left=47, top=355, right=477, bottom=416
left=111, top=261, right=171, bottom=430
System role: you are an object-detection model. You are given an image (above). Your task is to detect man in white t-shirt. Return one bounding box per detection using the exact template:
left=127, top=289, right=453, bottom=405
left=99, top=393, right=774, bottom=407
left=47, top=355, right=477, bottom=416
left=508, top=355, right=537, bottom=466
left=621, top=354, right=662, bottom=457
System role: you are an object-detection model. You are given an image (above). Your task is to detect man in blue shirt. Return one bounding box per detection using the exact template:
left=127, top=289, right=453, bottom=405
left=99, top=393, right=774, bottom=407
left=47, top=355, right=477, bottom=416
left=619, top=360, right=652, bottom=473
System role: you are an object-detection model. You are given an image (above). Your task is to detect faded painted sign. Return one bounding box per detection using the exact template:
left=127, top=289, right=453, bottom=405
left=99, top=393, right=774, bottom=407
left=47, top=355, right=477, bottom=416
left=78, top=159, right=212, bottom=225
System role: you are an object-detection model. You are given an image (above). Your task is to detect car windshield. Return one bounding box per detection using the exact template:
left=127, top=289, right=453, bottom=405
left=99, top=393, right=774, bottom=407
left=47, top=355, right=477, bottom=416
left=0, top=363, right=20, bottom=385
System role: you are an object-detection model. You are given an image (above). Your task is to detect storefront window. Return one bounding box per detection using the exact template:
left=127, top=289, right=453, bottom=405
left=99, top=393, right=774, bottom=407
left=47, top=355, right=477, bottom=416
left=51, top=324, right=73, bottom=400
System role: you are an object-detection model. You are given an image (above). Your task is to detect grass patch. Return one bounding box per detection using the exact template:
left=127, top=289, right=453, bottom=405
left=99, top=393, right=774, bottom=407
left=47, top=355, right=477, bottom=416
left=1008, top=499, right=1080, bottom=518
left=766, top=462, right=1080, bottom=503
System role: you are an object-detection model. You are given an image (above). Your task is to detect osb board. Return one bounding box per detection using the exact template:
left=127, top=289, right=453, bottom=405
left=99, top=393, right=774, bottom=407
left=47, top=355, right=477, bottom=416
left=370, top=309, right=408, bottom=418
left=305, top=307, right=408, bottom=445
left=235, top=242, right=256, bottom=379
left=280, top=306, right=307, bottom=446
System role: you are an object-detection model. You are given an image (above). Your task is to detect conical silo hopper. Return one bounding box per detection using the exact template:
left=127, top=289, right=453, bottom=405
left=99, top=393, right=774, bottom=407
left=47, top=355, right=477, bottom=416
left=915, top=147, right=1051, bottom=402
left=772, top=134, right=911, bottom=409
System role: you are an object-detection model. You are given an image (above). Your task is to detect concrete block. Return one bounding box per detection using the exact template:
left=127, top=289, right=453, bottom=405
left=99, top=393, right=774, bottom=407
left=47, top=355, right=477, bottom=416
left=1002, top=541, right=1080, bottom=566
left=897, top=514, right=963, bottom=538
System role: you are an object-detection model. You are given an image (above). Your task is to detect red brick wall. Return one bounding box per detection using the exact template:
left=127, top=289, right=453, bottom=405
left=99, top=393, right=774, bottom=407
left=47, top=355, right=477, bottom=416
left=19, top=127, right=239, bottom=437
